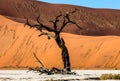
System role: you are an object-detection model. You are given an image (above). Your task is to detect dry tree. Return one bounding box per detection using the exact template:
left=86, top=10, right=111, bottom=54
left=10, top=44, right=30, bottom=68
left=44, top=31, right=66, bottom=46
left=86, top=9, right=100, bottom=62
left=25, top=8, right=82, bottom=74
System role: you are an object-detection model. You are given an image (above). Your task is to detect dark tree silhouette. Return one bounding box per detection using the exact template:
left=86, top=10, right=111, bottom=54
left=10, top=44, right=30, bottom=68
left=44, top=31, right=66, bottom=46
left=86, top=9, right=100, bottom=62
left=26, top=9, right=82, bottom=74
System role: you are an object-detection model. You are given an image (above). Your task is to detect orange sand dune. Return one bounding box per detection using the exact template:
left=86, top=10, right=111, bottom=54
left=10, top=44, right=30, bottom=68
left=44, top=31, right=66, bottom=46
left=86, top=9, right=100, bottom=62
left=0, top=15, right=120, bottom=69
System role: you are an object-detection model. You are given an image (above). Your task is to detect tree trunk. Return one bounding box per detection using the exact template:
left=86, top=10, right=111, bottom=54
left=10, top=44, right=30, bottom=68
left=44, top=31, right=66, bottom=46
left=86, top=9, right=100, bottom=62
left=60, top=38, right=71, bottom=72
left=55, top=34, right=71, bottom=72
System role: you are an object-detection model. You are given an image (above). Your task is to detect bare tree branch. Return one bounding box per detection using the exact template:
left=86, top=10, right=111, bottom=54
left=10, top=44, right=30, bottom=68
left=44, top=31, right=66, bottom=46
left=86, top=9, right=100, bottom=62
left=25, top=15, right=55, bottom=32
left=59, top=9, right=82, bottom=32
left=49, top=14, right=62, bottom=30
left=37, top=15, right=41, bottom=24
left=38, top=32, right=54, bottom=39
left=40, top=24, right=55, bottom=32
left=33, top=52, right=44, bottom=68
left=25, top=18, right=39, bottom=28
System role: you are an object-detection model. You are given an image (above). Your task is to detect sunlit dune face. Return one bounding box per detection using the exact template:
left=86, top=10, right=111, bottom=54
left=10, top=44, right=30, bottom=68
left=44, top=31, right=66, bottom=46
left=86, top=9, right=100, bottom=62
left=0, top=15, right=120, bottom=69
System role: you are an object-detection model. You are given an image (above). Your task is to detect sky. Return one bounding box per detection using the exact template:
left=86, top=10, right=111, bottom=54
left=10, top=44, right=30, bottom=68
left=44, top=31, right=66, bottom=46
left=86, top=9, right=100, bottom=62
left=40, top=0, right=120, bottom=9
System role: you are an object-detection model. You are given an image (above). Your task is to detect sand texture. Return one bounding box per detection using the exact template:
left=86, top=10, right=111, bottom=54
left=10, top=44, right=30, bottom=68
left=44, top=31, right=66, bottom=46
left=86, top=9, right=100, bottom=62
left=0, top=15, right=120, bottom=69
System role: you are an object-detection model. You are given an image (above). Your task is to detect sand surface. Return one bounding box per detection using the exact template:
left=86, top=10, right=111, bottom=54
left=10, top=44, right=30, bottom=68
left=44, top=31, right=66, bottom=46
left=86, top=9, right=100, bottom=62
left=0, top=15, right=120, bottom=69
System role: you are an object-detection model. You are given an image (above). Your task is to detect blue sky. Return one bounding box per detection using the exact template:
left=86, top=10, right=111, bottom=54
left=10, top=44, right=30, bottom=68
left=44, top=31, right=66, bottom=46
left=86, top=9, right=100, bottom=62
left=40, top=0, right=120, bottom=9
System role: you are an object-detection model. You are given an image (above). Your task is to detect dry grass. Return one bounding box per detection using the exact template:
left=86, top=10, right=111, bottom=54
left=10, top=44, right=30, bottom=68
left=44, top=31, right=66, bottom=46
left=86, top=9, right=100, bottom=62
left=100, top=74, right=120, bottom=80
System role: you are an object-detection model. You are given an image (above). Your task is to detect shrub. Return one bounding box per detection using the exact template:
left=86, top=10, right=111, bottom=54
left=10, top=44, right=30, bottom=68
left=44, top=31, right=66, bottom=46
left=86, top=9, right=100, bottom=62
left=100, top=74, right=120, bottom=80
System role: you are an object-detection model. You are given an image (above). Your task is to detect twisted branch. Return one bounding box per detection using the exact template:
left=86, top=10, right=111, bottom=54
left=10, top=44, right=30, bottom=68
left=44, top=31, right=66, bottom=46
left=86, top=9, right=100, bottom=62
left=33, top=52, right=44, bottom=68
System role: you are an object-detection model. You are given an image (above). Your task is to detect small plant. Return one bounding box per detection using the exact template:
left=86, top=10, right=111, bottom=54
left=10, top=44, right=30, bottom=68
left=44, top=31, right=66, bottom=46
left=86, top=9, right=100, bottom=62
left=100, top=74, right=120, bottom=80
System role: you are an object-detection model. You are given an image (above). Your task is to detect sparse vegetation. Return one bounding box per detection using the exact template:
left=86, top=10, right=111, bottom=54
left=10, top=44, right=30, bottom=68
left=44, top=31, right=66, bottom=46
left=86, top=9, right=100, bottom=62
left=100, top=74, right=120, bottom=80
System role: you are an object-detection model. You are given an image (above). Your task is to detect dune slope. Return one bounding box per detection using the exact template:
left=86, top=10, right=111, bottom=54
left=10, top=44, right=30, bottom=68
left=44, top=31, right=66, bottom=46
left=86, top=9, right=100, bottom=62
left=0, top=15, right=120, bottom=69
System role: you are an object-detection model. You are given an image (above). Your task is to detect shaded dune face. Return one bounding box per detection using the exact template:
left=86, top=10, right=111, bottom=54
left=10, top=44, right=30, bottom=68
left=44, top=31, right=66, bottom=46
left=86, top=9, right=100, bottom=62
left=0, top=15, right=120, bottom=69
left=0, top=0, right=120, bottom=36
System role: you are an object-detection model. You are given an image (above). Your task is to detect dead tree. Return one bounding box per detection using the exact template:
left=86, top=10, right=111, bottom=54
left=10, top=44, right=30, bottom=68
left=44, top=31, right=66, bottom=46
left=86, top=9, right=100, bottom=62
left=25, top=9, right=82, bottom=73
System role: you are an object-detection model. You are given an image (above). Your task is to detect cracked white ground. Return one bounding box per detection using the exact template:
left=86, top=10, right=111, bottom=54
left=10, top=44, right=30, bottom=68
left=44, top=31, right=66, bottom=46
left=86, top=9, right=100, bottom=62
left=0, top=70, right=120, bottom=81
